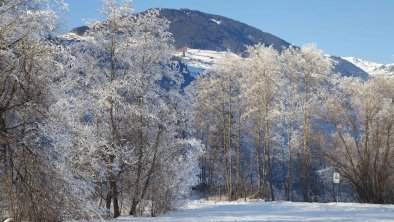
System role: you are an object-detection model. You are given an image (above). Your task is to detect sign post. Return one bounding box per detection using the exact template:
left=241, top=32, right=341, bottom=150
left=333, top=173, right=340, bottom=202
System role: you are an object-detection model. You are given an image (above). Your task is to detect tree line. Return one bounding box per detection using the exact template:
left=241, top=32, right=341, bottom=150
left=188, top=44, right=394, bottom=204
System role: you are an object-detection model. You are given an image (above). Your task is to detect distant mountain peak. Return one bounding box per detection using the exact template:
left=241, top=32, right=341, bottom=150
left=342, top=57, right=394, bottom=78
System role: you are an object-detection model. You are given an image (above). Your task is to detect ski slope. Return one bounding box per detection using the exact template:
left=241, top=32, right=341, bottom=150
left=113, top=200, right=394, bottom=222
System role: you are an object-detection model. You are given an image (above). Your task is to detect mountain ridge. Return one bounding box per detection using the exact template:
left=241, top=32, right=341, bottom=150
left=69, top=8, right=291, bottom=54
left=156, top=8, right=291, bottom=53
left=66, top=8, right=372, bottom=79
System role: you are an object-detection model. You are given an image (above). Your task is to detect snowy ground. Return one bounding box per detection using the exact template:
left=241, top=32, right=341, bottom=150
left=174, top=48, right=238, bottom=70
left=112, top=200, right=394, bottom=222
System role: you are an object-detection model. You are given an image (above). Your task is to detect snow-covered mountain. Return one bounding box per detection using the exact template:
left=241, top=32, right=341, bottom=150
left=342, top=57, right=394, bottom=78
left=65, top=8, right=378, bottom=80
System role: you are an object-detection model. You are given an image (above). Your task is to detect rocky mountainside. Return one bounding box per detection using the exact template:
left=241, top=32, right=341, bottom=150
left=157, top=8, right=291, bottom=53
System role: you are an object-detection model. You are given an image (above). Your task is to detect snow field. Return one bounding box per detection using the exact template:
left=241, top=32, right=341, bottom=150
left=113, top=200, right=394, bottom=222
left=175, top=48, right=238, bottom=70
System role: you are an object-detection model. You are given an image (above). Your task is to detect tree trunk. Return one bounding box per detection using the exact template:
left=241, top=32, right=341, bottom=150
left=264, top=106, right=274, bottom=201
left=228, top=103, right=233, bottom=200
left=236, top=85, right=242, bottom=199
left=256, top=123, right=262, bottom=197
left=302, top=102, right=310, bottom=202
left=287, top=125, right=294, bottom=201
left=106, top=188, right=112, bottom=215
left=129, top=199, right=138, bottom=217
left=236, top=110, right=241, bottom=198
left=129, top=106, right=144, bottom=216
left=110, top=175, right=120, bottom=218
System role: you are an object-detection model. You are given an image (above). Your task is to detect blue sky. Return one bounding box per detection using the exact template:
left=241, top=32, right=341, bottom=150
left=62, top=0, right=394, bottom=64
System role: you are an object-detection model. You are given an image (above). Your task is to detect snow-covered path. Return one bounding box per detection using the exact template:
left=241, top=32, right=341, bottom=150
left=113, top=200, right=394, bottom=222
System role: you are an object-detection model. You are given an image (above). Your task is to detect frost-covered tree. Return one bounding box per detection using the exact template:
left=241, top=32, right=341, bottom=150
left=188, top=53, right=247, bottom=200
left=210, top=54, right=246, bottom=200
left=278, top=46, right=303, bottom=201
left=290, top=44, right=332, bottom=202
left=321, top=77, right=394, bottom=204
left=0, top=0, right=92, bottom=221
left=242, top=45, right=282, bottom=200
left=66, top=1, right=138, bottom=217
left=188, top=41, right=393, bottom=205
left=188, top=72, right=224, bottom=197
left=277, top=45, right=334, bottom=201
left=48, top=0, right=202, bottom=218
left=189, top=43, right=336, bottom=202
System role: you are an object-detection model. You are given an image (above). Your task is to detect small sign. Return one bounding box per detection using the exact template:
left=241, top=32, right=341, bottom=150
left=333, top=173, right=340, bottom=183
